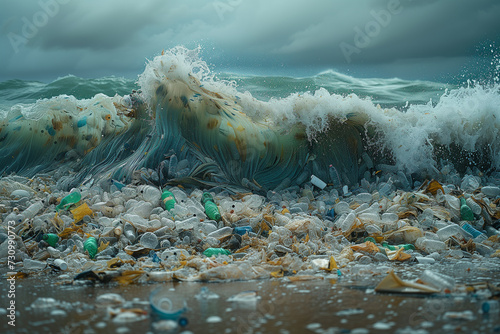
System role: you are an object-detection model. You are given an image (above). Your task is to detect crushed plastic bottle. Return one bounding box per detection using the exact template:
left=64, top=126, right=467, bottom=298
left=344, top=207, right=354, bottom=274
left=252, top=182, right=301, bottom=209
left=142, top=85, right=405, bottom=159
left=84, top=237, right=98, bottom=259
left=203, top=248, right=231, bottom=257
left=42, top=233, right=59, bottom=247
left=56, top=190, right=81, bottom=211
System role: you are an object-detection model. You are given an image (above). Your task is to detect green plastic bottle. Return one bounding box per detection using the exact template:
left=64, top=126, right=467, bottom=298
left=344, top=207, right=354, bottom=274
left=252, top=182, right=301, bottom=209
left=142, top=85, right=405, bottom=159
left=205, top=201, right=222, bottom=221
left=56, top=190, right=81, bottom=211
left=201, top=192, right=221, bottom=221
left=460, top=197, right=474, bottom=221
left=42, top=233, right=59, bottom=247
left=201, top=192, right=214, bottom=205
left=84, top=237, right=98, bottom=259
left=203, top=248, right=231, bottom=257
left=161, top=190, right=176, bottom=211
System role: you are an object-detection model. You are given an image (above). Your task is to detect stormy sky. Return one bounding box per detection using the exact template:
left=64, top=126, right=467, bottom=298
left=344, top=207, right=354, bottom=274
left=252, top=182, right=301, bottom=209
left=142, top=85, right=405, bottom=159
left=1, top=0, right=499, bottom=82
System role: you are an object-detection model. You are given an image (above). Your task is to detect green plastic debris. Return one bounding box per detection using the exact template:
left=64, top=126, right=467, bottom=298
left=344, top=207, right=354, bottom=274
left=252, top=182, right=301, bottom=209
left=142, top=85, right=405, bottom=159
left=202, top=192, right=221, bottom=221
left=204, top=201, right=221, bottom=221
left=84, top=237, right=98, bottom=259
left=201, top=192, right=214, bottom=205
left=460, top=197, right=474, bottom=221
left=161, top=190, right=176, bottom=211
left=56, top=190, right=81, bottom=211
left=381, top=242, right=415, bottom=251
left=42, top=233, right=59, bottom=247
left=203, top=248, right=231, bottom=257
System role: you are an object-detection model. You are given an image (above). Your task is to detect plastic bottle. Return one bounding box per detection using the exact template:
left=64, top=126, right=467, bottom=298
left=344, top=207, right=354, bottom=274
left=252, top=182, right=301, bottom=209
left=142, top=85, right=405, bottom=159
left=339, top=212, right=356, bottom=233
left=56, top=190, right=81, bottom=211
left=310, top=175, right=327, bottom=189
left=204, top=201, right=222, bottom=221
left=234, top=226, right=252, bottom=236
left=140, top=232, right=158, bottom=249
left=123, top=222, right=137, bottom=242
left=42, top=233, right=59, bottom=247
left=23, top=259, right=46, bottom=270
left=207, top=227, right=233, bottom=239
left=436, top=224, right=462, bottom=241
left=482, top=300, right=499, bottom=314
left=419, top=269, right=455, bottom=291
left=326, top=208, right=335, bottom=220
left=201, top=192, right=221, bottom=221
left=459, top=222, right=487, bottom=243
left=53, top=259, right=68, bottom=271
left=203, top=248, right=231, bottom=257
left=83, top=237, right=98, bottom=259
left=161, top=190, right=176, bottom=211
left=22, top=201, right=44, bottom=220
left=485, top=226, right=500, bottom=237
left=460, top=197, right=474, bottom=221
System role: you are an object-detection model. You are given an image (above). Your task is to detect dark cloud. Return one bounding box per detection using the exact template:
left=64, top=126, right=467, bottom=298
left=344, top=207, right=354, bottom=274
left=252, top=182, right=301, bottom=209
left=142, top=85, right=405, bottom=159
left=0, top=0, right=498, bottom=82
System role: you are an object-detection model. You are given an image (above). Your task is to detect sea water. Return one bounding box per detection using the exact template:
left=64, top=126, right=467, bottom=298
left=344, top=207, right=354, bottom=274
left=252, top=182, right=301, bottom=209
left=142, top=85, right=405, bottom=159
left=1, top=46, right=499, bottom=189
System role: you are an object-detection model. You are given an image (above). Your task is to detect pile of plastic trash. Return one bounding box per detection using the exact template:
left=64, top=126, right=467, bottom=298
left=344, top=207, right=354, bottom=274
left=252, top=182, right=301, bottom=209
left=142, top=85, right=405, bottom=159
left=1, top=169, right=500, bottom=286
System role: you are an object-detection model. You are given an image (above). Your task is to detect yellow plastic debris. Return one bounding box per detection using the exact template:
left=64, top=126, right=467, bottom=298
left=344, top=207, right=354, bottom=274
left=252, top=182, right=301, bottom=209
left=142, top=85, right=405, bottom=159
left=71, top=203, right=93, bottom=223
left=351, top=241, right=380, bottom=254
left=98, top=240, right=110, bottom=253
left=385, top=248, right=412, bottom=261
left=375, top=271, right=439, bottom=294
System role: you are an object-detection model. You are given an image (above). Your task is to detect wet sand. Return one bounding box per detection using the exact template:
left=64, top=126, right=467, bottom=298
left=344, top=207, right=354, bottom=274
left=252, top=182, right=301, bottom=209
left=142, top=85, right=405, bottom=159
left=2, top=265, right=499, bottom=334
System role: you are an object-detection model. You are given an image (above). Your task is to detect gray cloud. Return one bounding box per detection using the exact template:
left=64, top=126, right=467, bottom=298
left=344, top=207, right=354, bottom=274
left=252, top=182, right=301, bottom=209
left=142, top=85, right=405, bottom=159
left=0, top=0, right=499, bottom=81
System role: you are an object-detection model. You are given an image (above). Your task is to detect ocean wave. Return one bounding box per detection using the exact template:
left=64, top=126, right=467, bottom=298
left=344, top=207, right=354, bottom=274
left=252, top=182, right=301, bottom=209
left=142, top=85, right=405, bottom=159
left=0, top=46, right=499, bottom=191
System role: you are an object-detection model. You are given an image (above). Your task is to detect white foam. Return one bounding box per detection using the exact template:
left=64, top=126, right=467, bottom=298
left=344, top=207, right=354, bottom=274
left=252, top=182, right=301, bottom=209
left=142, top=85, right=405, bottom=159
left=137, top=46, right=500, bottom=174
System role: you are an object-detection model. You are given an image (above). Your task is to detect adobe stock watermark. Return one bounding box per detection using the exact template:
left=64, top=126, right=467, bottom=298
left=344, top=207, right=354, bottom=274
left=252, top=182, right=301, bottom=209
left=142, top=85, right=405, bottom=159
left=7, top=0, right=71, bottom=54
left=213, top=0, right=242, bottom=21
left=339, top=0, right=403, bottom=63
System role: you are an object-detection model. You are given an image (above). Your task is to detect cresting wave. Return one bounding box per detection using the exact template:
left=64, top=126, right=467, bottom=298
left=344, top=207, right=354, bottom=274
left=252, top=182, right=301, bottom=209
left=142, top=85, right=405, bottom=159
left=1, top=46, right=499, bottom=191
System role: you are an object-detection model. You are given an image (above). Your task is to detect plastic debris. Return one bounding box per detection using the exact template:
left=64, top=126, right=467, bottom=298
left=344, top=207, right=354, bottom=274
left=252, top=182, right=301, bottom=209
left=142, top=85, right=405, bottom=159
left=84, top=237, right=98, bottom=259
left=1, top=170, right=498, bottom=290
left=150, top=288, right=188, bottom=326
left=460, top=197, right=474, bottom=221
left=53, top=259, right=68, bottom=271
left=419, top=269, right=456, bottom=292
left=70, top=203, right=93, bottom=223
left=42, top=233, right=59, bottom=247
left=201, top=192, right=221, bottom=221
left=203, top=248, right=231, bottom=257
left=310, top=175, right=327, bottom=189
left=56, top=190, right=81, bottom=211
left=161, top=189, right=176, bottom=211
left=375, top=271, right=440, bottom=294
